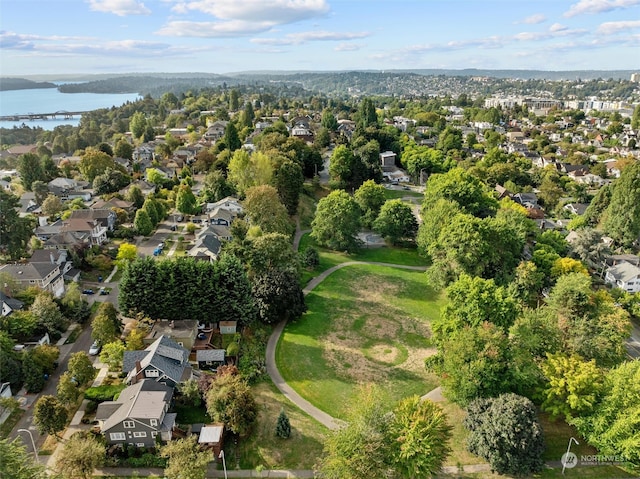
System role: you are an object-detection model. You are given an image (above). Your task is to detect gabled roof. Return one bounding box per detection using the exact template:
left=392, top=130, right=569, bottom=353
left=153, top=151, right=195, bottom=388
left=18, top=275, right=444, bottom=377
left=0, top=262, right=58, bottom=281
left=97, top=379, right=173, bottom=432
left=70, top=209, right=115, bottom=220
left=123, top=335, right=190, bottom=384
left=607, top=261, right=640, bottom=283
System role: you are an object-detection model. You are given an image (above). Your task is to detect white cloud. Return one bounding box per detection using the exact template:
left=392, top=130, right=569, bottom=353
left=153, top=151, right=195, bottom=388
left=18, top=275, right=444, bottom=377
left=157, top=20, right=274, bottom=37
left=87, top=0, right=151, bottom=16
left=515, top=13, right=547, bottom=24
left=334, top=42, right=362, bottom=52
left=564, top=0, right=640, bottom=17
left=169, top=0, right=329, bottom=24
left=596, top=19, right=640, bottom=34
left=549, top=23, right=569, bottom=32
left=251, top=30, right=370, bottom=46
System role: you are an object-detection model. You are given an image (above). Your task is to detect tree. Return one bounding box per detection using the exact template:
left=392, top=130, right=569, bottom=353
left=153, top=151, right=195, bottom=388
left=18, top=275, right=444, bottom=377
left=354, top=180, right=386, bottom=229
left=551, top=257, right=589, bottom=278
left=422, top=168, right=497, bottom=218
left=319, top=385, right=390, bottom=479
left=178, top=378, right=202, bottom=407
left=248, top=233, right=298, bottom=276
left=133, top=208, right=153, bottom=236
left=356, top=98, right=378, bottom=130
left=17, top=153, right=44, bottom=191
left=41, top=194, right=63, bottom=218
left=388, top=396, right=452, bottom=478
left=22, top=349, right=46, bottom=393
left=373, top=199, right=418, bottom=245
left=602, top=161, right=640, bottom=247
left=67, top=352, right=97, bottom=387
left=465, top=394, right=544, bottom=476
left=572, top=360, right=640, bottom=463
left=176, top=183, right=198, bottom=215
left=436, top=125, right=463, bottom=153
left=57, top=371, right=81, bottom=406
left=433, top=274, right=518, bottom=343
left=215, top=253, right=257, bottom=327
left=206, top=373, right=258, bottom=436
left=0, top=190, right=35, bottom=259
left=243, top=185, right=292, bottom=235
left=311, top=190, right=361, bottom=252
left=0, top=438, right=47, bottom=479
left=31, top=292, right=66, bottom=335
left=569, top=227, right=610, bottom=269
left=91, top=303, right=121, bottom=346
left=274, top=159, right=304, bottom=215
left=33, top=395, right=68, bottom=437
left=434, top=322, right=515, bottom=406
left=541, top=353, right=604, bottom=421
left=126, top=184, right=145, bottom=209
left=129, top=111, right=147, bottom=139
left=228, top=150, right=273, bottom=196
left=201, top=169, right=235, bottom=203
left=329, top=145, right=356, bottom=189
left=55, top=432, right=105, bottom=479
left=321, top=108, right=338, bottom=131
left=116, top=243, right=137, bottom=266
left=160, top=435, right=210, bottom=479
left=99, top=341, right=125, bottom=372
left=275, top=408, right=291, bottom=438
left=92, top=167, right=130, bottom=195
left=114, top=138, right=133, bottom=160
left=31, top=180, right=49, bottom=205
left=60, top=282, right=90, bottom=323
left=78, top=148, right=117, bottom=183
left=224, top=121, right=241, bottom=152
left=252, top=268, right=306, bottom=324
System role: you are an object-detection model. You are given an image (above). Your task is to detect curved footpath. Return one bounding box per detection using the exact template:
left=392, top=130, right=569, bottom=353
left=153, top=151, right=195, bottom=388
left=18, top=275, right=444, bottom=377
left=265, top=260, right=427, bottom=430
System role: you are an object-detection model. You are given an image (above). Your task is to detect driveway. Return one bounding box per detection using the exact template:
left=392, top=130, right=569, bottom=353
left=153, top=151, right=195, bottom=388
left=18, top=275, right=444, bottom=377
left=137, top=218, right=183, bottom=258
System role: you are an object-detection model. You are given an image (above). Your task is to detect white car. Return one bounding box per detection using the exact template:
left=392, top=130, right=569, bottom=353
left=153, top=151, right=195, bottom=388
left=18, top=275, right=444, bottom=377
left=89, top=341, right=101, bottom=356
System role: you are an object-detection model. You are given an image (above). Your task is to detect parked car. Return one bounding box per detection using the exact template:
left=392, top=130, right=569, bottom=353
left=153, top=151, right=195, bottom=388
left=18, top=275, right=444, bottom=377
left=89, top=341, right=101, bottom=356
left=99, top=287, right=110, bottom=295
left=82, top=289, right=94, bottom=295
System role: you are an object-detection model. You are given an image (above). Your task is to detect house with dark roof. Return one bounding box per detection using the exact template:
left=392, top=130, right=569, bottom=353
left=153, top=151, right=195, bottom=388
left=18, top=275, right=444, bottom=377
left=0, top=292, right=24, bottom=317
left=30, top=248, right=79, bottom=281
left=123, top=335, right=192, bottom=388
left=69, top=208, right=117, bottom=231
left=95, top=379, right=176, bottom=447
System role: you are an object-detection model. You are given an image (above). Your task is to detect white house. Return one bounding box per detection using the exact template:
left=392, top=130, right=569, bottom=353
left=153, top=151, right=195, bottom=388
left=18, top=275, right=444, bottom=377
left=605, top=261, right=640, bottom=293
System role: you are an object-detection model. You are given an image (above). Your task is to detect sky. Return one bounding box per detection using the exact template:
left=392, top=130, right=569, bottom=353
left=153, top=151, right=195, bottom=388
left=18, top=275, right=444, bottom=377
left=0, top=0, right=639, bottom=76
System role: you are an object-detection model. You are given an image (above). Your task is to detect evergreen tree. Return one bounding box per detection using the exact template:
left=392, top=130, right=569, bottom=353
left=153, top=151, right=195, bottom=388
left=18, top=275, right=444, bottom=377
left=275, top=408, right=291, bottom=438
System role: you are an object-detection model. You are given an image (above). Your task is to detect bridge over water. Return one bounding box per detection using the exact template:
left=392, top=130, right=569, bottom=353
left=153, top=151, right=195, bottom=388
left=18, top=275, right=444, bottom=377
left=0, top=110, right=90, bottom=121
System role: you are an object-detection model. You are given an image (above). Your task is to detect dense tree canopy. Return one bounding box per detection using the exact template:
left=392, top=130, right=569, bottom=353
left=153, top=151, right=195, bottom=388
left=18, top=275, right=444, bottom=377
left=311, top=190, right=362, bottom=252
left=0, top=190, right=35, bottom=260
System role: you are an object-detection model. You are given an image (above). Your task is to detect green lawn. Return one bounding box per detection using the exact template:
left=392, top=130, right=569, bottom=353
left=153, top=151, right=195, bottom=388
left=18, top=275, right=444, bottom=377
left=298, top=233, right=428, bottom=285
left=224, top=381, right=328, bottom=470
left=277, top=264, right=444, bottom=419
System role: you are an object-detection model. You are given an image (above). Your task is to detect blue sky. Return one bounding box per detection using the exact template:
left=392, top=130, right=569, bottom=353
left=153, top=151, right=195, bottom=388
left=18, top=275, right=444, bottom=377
left=1, top=0, right=639, bottom=76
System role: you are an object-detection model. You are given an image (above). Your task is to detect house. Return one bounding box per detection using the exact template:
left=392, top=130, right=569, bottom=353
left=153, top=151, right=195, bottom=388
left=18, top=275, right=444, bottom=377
left=563, top=203, right=589, bottom=216
left=196, top=349, right=226, bottom=371
left=144, top=320, right=199, bottom=352
left=383, top=169, right=411, bottom=184
left=605, top=261, right=640, bottom=293
left=513, top=192, right=539, bottom=209
left=203, top=121, right=228, bottom=141
left=189, top=228, right=223, bottom=262
left=380, top=151, right=397, bottom=170
left=0, top=262, right=65, bottom=298
left=123, top=335, right=192, bottom=388
left=61, top=218, right=108, bottom=245
left=47, top=177, right=91, bottom=201
left=290, top=125, right=314, bottom=143
left=91, top=198, right=135, bottom=213
left=96, top=379, right=176, bottom=447
left=34, top=219, right=64, bottom=241
left=205, top=197, right=243, bottom=215
left=30, top=249, right=78, bottom=281
left=69, top=209, right=117, bottom=231
left=0, top=292, right=24, bottom=317
left=219, top=321, right=237, bottom=335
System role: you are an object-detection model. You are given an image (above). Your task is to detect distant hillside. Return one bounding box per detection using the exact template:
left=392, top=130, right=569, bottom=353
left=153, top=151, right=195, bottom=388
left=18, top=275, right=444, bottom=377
left=0, top=77, right=57, bottom=91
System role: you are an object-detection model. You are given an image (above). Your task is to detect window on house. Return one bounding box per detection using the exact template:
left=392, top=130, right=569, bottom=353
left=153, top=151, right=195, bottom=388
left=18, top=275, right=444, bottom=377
left=145, top=369, right=159, bottom=378
left=133, top=432, right=147, bottom=438
left=110, top=432, right=126, bottom=441
left=151, top=431, right=158, bottom=438
left=136, top=443, right=145, bottom=447
left=123, top=421, right=135, bottom=429
left=150, top=419, right=158, bottom=427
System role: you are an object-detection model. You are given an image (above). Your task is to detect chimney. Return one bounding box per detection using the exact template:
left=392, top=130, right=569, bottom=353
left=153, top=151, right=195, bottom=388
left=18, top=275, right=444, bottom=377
left=50, top=252, right=55, bottom=264
left=134, top=360, right=144, bottom=383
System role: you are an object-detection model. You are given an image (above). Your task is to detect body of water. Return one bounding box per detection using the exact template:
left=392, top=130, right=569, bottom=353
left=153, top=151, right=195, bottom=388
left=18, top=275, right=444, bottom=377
left=0, top=88, right=141, bottom=130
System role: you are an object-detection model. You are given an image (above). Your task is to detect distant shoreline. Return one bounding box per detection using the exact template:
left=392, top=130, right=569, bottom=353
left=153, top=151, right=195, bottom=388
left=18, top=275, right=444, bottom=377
left=0, top=78, right=57, bottom=92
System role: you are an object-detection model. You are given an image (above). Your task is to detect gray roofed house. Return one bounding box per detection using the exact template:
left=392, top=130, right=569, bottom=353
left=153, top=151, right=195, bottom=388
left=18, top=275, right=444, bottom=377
left=69, top=208, right=117, bottom=231
left=96, top=379, right=175, bottom=447
left=188, top=227, right=222, bottom=262
left=0, top=262, right=65, bottom=298
left=605, top=261, right=640, bottom=293
left=123, top=335, right=192, bottom=388
left=196, top=349, right=226, bottom=371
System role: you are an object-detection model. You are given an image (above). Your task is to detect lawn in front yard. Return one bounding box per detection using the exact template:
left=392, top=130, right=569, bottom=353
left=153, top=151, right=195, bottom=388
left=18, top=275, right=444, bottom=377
left=277, top=263, right=443, bottom=419
left=224, top=380, right=328, bottom=470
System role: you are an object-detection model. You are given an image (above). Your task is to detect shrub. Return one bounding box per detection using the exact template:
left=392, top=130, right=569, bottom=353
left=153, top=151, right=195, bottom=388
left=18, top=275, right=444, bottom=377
left=275, top=408, right=291, bottom=438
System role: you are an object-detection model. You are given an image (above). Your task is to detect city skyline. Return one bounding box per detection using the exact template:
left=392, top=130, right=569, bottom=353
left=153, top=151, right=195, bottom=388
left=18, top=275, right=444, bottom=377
left=1, top=0, right=639, bottom=76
